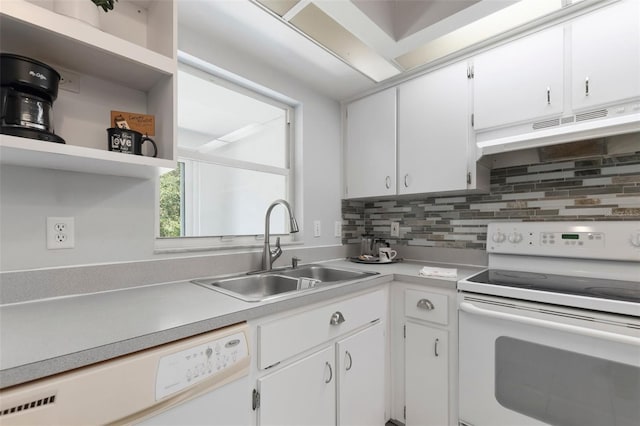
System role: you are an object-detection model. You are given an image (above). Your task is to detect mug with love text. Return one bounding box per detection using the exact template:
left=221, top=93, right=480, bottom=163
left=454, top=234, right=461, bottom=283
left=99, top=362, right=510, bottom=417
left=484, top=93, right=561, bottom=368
left=107, top=128, right=157, bottom=157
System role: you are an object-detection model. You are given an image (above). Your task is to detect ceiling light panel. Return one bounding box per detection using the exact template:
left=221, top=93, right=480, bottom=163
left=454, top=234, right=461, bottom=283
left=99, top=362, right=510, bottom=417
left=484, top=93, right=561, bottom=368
left=290, top=3, right=401, bottom=82
left=259, top=0, right=301, bottom=17
left=396, top=0, right=563, bottom=70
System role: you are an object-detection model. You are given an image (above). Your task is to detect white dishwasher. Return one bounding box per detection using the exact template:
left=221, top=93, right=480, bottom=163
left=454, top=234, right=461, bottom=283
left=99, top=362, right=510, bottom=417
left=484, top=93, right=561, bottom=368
left=0, top=323, right=251, bottom=426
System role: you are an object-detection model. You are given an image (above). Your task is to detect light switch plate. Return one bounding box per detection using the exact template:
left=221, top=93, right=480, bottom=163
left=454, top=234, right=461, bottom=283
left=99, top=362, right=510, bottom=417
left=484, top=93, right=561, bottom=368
left=390, top=222, right=400, bottom=237
left=334, top=221, right=342, bottom=238
left=313, top=220, right=321, bottom=237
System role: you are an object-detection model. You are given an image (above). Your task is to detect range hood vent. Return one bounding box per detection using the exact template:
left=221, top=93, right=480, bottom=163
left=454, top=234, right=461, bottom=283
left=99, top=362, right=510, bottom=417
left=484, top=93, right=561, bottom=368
left=532, top=118, right=560, bottom=130
left=576, top=109, right=608, bottom=122
left=476, top=102, right=640, bottom=159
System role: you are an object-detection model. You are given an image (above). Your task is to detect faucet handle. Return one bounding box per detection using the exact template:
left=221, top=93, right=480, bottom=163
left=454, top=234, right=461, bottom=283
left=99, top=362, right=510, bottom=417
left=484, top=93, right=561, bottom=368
left=271, top=237, right=283, bottom=261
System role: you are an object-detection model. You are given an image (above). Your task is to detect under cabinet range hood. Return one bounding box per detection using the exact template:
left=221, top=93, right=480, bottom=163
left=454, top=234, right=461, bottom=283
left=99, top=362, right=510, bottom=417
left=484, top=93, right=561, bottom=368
left=475, top=102, right=640, bottom=159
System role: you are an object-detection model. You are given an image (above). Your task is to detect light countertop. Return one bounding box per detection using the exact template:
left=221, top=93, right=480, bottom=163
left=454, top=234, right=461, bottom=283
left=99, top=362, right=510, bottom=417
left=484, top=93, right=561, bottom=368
left=0, top=258, right=484, bottom=389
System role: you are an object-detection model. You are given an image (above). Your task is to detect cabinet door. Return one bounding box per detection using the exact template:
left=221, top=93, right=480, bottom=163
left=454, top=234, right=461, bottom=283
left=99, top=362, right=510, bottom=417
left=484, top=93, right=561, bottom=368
left=571, top=0, right=640, bottom=111
left=405, top=322, right=449, bottom=426
left=345, top=88, right=397, bottom=198
left=397, top=61, right=469, bottom=194
left=257, top=346, right=335, bottom=426
left=336, top=321, right=385, bottom=426
left=473, top=26, right=564, bottom=130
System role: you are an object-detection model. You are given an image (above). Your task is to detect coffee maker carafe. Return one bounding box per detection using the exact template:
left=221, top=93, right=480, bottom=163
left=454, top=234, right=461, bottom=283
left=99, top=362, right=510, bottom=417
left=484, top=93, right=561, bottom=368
left=360, top=234, right=374, bottom=256
left=1, top=53, right=65, bottom=144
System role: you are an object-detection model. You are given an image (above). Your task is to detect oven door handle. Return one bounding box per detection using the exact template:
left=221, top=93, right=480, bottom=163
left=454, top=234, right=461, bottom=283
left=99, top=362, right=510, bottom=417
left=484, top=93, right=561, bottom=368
left=460, top=302, right=640, bottom=346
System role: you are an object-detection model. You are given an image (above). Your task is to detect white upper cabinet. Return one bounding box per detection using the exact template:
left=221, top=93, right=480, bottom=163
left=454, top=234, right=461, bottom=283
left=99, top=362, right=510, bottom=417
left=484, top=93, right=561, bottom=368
left=473, top=26, right=564, bottom=130
left=397, top=61, right=473, bottom=195
left=0, top=0, right=177, bottom=178
left=345, top=88, right=397, bottom=198
left=570, top=0, right=640, bottom=112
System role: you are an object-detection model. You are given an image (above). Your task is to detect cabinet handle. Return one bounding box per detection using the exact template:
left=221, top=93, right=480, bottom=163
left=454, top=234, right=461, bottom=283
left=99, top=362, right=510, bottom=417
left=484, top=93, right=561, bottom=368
left=585, top=76, right=589, bottom=96
left=404, top=174, right=409, bottom=188
left=329, top=311, right=346, bottom=325
left=417, top=299, right=435, bottom=310
left=547, top=87, right=551, bottom=105
left=325, top=362, right=333, bottom=383
left=345, top=351, right=353, bottom=371
left=434, top=338, right=440, bottom=357
left=385, top=176, right=391, bottom=189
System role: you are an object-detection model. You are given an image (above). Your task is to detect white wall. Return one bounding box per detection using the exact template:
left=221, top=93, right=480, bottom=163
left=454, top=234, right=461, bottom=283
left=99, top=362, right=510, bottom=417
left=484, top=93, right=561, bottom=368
left=0, top=27, right=344, bottom=272
left=0, top=165, right=157, bottom=270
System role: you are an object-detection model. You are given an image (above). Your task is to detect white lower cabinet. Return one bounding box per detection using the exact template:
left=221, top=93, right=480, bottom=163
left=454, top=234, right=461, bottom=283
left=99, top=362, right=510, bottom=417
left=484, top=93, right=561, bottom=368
left=251, top=288, right=388, bottom=426
left=337, top=322, right=385, bottom=426
left=257, top=346, right=336, bottom=426
left=405, top=322, right=449, bottom=426
left=391, top=281, right=457, bottom=426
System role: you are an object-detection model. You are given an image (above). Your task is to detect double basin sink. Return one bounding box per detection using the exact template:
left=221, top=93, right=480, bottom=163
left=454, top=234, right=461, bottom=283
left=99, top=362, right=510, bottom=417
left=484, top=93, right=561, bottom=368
left=192, top=264, right=378, bottom=302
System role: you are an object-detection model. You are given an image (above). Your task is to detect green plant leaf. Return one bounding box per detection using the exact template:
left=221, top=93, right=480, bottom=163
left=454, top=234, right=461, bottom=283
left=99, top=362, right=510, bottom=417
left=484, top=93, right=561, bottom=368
left=91, top=0, right=118, bottom=13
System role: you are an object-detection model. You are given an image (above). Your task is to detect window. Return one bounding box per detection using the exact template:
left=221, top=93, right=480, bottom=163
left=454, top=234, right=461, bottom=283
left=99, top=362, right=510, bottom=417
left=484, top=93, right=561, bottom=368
left=159, top=60, right=295, bottom=245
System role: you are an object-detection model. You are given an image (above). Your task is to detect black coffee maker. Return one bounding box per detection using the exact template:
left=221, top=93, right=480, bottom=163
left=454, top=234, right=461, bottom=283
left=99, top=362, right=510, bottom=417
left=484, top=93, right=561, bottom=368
left=1, top=53, right=65, bottom=144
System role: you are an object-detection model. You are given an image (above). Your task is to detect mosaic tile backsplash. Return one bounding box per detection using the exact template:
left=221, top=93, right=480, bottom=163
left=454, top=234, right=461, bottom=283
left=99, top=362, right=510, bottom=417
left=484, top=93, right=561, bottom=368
left=342, top=152, right=640, bottom=250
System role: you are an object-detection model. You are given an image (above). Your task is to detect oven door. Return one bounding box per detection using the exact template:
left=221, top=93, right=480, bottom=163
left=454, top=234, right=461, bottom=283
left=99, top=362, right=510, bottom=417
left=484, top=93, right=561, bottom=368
left=458, top=293, right=640, bottom=426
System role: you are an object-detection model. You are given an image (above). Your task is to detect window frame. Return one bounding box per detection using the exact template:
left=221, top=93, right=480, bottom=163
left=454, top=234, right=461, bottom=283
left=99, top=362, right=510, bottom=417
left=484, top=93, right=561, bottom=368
left=155, top=53, right=298, bottom=253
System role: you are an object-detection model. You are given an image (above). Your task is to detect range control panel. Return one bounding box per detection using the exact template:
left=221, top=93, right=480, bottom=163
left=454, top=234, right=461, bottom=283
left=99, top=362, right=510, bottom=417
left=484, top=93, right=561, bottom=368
left=487, top=221, right=640, bottom=261
left=155, top=331, right=249, bottom=400
left=539, top=231, right=604, bottom=247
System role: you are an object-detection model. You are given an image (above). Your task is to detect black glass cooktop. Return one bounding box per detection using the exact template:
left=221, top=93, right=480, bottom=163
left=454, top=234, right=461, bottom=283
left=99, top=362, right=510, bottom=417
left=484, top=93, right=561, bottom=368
left=468, top=269, right=640, bottom=303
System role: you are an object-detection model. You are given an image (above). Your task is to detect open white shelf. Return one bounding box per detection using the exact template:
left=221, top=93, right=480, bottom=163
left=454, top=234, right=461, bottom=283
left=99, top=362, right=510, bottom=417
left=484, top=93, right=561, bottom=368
left=0, top=0, right=177, bottom=176
left=0, top=135, right=176, bottom=179
left=0, top=0, right=175, bottom=92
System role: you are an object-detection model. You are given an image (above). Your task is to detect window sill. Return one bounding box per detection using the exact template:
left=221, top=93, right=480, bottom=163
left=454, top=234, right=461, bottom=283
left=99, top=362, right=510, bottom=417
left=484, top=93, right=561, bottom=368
left=154, top=236, right=303, bottom=255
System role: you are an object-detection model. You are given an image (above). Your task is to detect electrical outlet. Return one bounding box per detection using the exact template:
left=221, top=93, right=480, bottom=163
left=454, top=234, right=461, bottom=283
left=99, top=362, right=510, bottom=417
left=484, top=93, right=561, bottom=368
left=390, top=222, right=400, bottom=237
left=58, top=67, right=80, bottom=93
left=47, top=217, right=75, bottom=249
left=313, top=220, right=321, bottom=237
left=334, top=221, right=343, bottom=238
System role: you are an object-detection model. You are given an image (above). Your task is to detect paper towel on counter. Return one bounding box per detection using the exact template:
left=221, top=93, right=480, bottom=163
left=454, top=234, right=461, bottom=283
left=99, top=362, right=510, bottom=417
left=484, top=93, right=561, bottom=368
left=418, top=266, right=458, bottom=278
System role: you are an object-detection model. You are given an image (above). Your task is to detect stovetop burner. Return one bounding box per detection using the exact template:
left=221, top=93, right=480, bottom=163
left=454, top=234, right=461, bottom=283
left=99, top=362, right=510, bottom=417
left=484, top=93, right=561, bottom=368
left=468, top=270, right=640, bottom=303
left=586, top=287, right=640, bottom=300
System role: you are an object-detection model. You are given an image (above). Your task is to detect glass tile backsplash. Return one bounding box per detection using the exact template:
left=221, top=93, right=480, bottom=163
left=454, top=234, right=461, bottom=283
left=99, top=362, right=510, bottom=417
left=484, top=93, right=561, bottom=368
left=342, top=152, right=640, bottom=250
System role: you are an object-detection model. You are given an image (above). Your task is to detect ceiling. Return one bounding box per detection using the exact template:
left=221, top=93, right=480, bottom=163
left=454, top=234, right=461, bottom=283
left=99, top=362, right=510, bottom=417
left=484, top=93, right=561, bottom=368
left=178, top=0, right=575, bottom=100
left=353, top=0, right=483, bottom=41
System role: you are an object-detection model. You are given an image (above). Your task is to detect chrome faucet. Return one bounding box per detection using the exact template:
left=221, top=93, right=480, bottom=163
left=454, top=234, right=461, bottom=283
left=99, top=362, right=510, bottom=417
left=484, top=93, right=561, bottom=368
left=262, top=199, right=299, bottom=271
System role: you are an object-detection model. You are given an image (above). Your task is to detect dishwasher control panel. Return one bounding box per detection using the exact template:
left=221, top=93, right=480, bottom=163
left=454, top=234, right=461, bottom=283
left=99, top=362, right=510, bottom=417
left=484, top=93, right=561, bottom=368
left=155, top=331, right=249, bottom=400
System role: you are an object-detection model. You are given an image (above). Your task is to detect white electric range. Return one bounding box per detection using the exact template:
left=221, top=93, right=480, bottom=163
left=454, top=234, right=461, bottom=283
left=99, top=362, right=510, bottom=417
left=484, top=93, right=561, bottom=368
left=457, top=221, right=640, bottom=426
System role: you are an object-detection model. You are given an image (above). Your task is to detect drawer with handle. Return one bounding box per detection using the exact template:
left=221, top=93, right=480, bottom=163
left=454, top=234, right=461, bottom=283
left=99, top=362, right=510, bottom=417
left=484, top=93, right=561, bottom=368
left=405, top=289, right=448, bottom=325
left=258, top=289, right=386, bottom=369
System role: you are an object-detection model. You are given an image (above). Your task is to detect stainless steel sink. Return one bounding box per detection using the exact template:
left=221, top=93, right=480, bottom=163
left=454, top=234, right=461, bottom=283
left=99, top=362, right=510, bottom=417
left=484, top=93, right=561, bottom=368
left=276, top=264, right=372, bottom=282
left=193, top=274, right=301, bottom=302
left=192, top=265, right=377, bottom=302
